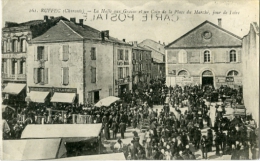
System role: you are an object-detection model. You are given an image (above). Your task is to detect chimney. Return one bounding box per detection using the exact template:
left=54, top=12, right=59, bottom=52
left=158, top=41, right=160, bottom=44
left=70, top=18, right=76, bottom=23
left=218, top=18, right=222, bottom=27
left=44, top=15, right=48, bottom=22
left=122, top=39, right=126, bottom=42
left=133, top=41, right=138, bottom=47
left=163, top=42, right=165, bottom=46
left=50, top=16, right=54, bottom=20
left=79, top=19, right=84, bottom=26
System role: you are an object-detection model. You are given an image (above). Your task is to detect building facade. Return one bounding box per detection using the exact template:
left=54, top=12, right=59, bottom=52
left=1, top=16, right=67, bottom=106
left=242, top=22, right=259, bottom=126
left=165, top=19, right=243, bottom=88
left=138, top=39, right=165, bottom=79
left=131, top=42, right=152, bottom=91
left=27, top=18, right=131, bottom=105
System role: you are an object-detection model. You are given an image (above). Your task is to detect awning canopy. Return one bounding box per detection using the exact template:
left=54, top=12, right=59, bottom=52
left=2, top=83, right=26, bottom=95
left=3, top=139, right=66, bottom=160
left=21, top=124, right=102, bottom=142
left=29, top=91, right=50, bottom=103
left=94, top=96, right=120, bottom=107
left=54, top=153, right=126, bottom=160
left=51, top=92, right=75, bottom=103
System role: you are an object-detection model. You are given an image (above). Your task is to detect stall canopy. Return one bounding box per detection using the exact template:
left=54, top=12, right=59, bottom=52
left=95, top=96, right=120, bottom=107
left=3, top=139, right=66, bottom=160
left=2, top=83, right=26, bottom=95
left=29, top=91, right=50, bottom=103
left=51, top=92, right=76, bottom=103
left=54, top=153, right=126, bottom=160
left=21, top=124, right=102, bottom=142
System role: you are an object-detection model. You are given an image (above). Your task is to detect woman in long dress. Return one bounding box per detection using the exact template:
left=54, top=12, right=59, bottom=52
left=104, top=123, right=110, bottom=140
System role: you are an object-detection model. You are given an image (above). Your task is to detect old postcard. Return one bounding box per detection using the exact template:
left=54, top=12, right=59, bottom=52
left=1, top=0, right=259, bottom=160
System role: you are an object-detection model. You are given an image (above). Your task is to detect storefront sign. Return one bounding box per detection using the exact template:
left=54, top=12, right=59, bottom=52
left=182, top=77, right=192, bottom=82
left=218, top=77, right=226, bottom=83
left=29, top=86, right=77, bottom=93
left=226, top=77, right=234, bottom=82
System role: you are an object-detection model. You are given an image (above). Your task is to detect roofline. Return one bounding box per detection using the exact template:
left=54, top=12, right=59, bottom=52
left=165, top=20, right=242, bottom=49
left=143, top=45, right=165, bottom=55
left=139, top=39, right=165, bottom=47
left=165, top=45, right=242, bottom=49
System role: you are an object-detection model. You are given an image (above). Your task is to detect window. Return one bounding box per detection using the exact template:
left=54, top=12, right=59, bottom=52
left=178, top=50, right=187, bottom=63
left=91, top=67, right=96, bottom=83
left=34, top=68, right=48, bottom=84
left=37, top=46, right=44, bottom=60
left=19, top=61, right=26, bottom=74
left=230, top=50, right=236, bottom=62
left=12, top=60, right=17, bottom=75
left=109, top=88, right=112, bottom=96
left=132, top=52, right=135, bottom=60
left=3, top=61, right=7, bottom=73
left=91, top=47, right=96, bottom=60
left=125, top=50, right=129, bottom=60
left=139, top=64, right=143, bottom=71
left=20, top=39, right=26, bottom=52
left=7, top=39, right=10, bottom=52
left=61, top=67, right=69, bottom=85
left=118, top=67, right=123, bottom=79
left=204, top=50, right=211, bottom=62
left=178, top=70, right=188, bottom=76
left=140, top=51, right=142, bottom=60
left=12, top=39, right=18, bottom=52
left=62, top=45, right=69, bottom=61
left=118, top=49, right=124, bottom=60
left=3, top=40, right=7, bottom=53
left=126, top=67, right=129, bottom=76
left=227, top=70, right=238, bottom=76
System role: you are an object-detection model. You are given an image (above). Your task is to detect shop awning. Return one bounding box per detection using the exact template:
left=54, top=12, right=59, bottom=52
left=51, top=92, right=75, bottom=103
left=3, top=139, right=66, bottom=160
left=2, top=83, right=26, bottom=95
left=29, top=91, right=50, bottom=103
left=21, top=124, right=102, bottom=142
left=54, top=153, right=126, bottom=160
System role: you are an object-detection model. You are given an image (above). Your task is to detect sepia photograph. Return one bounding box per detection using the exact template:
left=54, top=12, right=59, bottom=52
left=1, top=0, right=259, bottom=160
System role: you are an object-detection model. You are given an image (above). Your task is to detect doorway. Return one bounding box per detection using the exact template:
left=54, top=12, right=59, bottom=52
left=202, top=77, right=214, bottom=86
left=94, top=91, right=99, bottom=103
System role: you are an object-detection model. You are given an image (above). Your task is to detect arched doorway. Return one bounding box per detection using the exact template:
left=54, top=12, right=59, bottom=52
left=202, top=70, right=214, bottom=87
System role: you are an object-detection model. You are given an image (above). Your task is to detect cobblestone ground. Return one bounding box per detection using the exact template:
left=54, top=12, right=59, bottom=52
left=101, top=104, right=230, bottom=160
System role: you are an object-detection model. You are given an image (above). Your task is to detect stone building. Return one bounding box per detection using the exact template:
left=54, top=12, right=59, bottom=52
left=1, top=16, right=68, bottom=106
left=131, top=42, right=152, bottom=91
left=138, top=39, right=165, bottom=80
left=27, top=18, right=131, bottom=104
left=165, top=19, right=243, bottom=88
left=242, top=22, right=259, bottom=126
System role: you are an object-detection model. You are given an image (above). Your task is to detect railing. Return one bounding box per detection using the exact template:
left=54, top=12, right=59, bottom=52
left=2, top=74, right=26, bottom=80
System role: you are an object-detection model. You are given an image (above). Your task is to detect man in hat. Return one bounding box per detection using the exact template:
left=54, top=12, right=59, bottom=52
left=119, top=120, right=126, bottom=139
left=111, top=120, right=118, bottom=139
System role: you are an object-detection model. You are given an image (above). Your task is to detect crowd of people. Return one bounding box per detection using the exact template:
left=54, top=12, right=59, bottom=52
left=2, top=78, right=259, bottom=160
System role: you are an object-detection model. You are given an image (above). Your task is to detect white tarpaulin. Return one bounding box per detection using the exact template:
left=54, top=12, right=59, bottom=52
left=51, top=92, right=76, bottom=103
left=94, top=96, right=120, bottom=107
left=21, top=124, right=102, bottom=142
left=54, top=153, right=126, bottom=160
left=2, top=83, right=26, bottom=95
left=29, top=91, right=50, bottom=103
left=3, top=139, right=66, bottom=160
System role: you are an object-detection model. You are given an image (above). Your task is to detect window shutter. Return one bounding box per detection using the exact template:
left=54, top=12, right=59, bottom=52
left=63, top=45, right=69, bottom=61
left=61, top=68, right=63, bottom=84
left=88, top=92, right=92, bottom=103
left=117, top=49, right=120, bottom=60
left=34, top=46, right=38, bottom=61
left=200, top=51, right=204, bottom=63
left=237, top=50, right=241, bottom=62
left=226, top=51, right=230, bottom=62
left=59, top=46, right=63, bottom=61
left=22, top=62, right=26, bottom=74
left=44, top=46, right=48, bottom=61
left=44, top=68, right=48, bottom=84
left=63, top=67, right=69, bottom=85
left=34, top=68, right=38, bottom=83
left=4, top=62, right=7, bottom=73
left=210, top=52, right=214, bottom=63
left=90, top=49, right=93, bottom=60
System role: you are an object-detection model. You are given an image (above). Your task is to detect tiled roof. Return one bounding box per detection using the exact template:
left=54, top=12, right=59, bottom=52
left=32, top=20, right=131, bottom=45
left=132, top=45, right=152, bottom=51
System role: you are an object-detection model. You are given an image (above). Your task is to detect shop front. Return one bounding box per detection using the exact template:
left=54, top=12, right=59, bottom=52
left=116, top=77, right=130, bottom=97
left=27, top=87, right=78, bottom=106
left=2, top=83, right=27, bottom=107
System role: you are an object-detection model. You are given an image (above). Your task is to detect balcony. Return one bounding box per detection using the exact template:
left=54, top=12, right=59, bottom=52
left=2, top=73, right=26, bottom=81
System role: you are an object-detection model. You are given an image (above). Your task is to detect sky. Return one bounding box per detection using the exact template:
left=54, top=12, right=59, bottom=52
left=1, top=0, right=259, bottom=45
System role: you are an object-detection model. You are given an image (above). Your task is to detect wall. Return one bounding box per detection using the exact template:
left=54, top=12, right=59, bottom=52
left=242, top=22, right=259, bottom=126
left=27, top=41, right=84, bottom=103
left=166, top=47, right=243, bottom=88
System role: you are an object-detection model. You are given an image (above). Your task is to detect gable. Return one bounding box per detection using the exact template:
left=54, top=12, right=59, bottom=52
left=32, top=21, right=83, bottom=43
left=166, top=21, right=242, bottom=48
